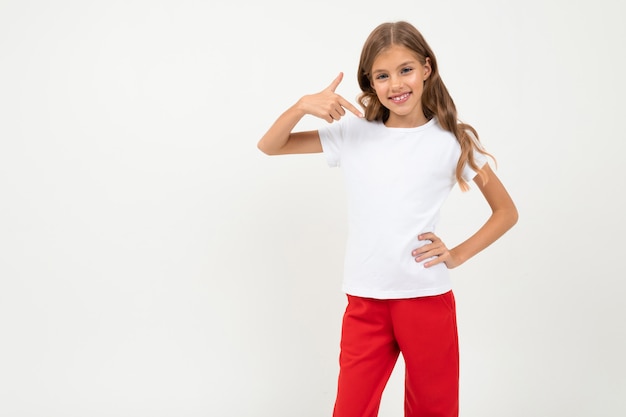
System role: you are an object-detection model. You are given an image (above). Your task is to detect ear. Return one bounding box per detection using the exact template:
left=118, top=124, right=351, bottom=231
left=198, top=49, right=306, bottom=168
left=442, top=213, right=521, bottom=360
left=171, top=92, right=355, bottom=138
left=423, top=57, right=432, bottom=81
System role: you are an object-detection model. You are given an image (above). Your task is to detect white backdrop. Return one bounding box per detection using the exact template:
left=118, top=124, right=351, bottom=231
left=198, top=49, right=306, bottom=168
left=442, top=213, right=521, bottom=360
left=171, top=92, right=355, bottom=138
left=1, top=0, right=625, bottom=416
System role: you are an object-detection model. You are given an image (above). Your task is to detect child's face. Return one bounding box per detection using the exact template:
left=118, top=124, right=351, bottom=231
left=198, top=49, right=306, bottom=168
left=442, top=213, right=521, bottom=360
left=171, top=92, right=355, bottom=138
left=370, top=44, right=431, bottom=127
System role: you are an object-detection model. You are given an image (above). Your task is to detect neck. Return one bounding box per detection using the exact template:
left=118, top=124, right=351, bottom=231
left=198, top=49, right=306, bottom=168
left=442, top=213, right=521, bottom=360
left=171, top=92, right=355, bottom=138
left=385, top=112, right=429, bottom=128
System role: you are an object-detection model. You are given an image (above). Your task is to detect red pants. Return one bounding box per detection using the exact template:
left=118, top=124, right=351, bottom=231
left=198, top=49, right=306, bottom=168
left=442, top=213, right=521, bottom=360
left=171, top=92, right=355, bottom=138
left=333, top=291, right=459, bottom=417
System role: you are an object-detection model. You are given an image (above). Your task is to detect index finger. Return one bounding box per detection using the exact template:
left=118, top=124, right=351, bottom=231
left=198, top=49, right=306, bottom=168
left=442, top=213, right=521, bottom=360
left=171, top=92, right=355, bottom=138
left=340, top=96, right=364, bottom=118
left=418, top=232, right=437, bottom=241
left=326, top=72, right=344, bottom=92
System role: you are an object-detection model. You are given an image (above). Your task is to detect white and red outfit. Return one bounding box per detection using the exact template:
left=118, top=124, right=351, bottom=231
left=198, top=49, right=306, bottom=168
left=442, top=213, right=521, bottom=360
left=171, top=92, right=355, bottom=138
left=318, top=115, right=487, bottom=417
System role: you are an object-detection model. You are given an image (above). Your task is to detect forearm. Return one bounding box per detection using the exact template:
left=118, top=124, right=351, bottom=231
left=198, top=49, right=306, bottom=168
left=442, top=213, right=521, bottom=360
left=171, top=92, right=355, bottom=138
left=449, top=207, right=518, bottom=267
left=257, top=103, right=306, bottom=155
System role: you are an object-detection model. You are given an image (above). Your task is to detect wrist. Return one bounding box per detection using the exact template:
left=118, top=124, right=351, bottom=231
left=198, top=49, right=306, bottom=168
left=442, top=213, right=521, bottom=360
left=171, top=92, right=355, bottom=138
left=448, top=247, right=466, bottom=269
left=292, top=97, right=309, bottom=117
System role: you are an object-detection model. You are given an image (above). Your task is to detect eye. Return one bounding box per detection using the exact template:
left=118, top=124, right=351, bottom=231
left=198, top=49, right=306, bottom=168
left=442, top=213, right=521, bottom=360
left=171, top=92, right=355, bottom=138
left=374, top=73, right=388, bottom=81
left=400, top=67, right=413, bottom=75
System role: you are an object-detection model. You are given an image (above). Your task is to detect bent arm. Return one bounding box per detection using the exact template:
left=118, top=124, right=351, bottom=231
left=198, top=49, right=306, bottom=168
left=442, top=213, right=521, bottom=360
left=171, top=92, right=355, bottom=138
left=257, top=72, right=362, bottom=156
left=257, top=104, right=323, bottom=155
left=448, top=163, right=519, bottom=267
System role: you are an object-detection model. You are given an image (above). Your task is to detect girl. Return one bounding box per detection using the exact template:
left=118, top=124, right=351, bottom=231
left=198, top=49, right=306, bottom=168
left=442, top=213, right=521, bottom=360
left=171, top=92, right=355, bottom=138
left=257, top=21, right=517, bottom=417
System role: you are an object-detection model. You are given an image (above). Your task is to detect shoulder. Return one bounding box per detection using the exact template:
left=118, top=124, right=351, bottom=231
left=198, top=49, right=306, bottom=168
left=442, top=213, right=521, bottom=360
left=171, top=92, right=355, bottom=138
left=338, top=114, right=378, bottom=132
left=430, top=118, right=457, bottom=139
left=410, top=118, right=459, bottom=151
left=319, top=114, right=379, bottom=139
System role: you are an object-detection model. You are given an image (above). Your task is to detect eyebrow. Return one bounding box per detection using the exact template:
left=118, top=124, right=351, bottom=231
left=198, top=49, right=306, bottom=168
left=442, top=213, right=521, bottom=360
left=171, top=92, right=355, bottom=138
left=371, top=61, right=417, bottom=74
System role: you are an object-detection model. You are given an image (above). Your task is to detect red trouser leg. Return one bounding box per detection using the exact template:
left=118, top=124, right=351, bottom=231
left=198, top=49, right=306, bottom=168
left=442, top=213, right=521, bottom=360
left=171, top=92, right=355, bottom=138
left=333, top=292, right=459, bottom=417
left=333, top=295, right=400, bottom=417
left=392, top=291, right=460, bottom=417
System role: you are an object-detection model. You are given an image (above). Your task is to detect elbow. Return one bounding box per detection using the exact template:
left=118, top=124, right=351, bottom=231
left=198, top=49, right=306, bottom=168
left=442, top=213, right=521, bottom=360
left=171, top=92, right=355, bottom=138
left=257, top=140, right=274, bottom=156
left=257, top=139, right=283, bottom=156
left=494, top=204, right=519, bottom=233
left=507, top=205, right=519, bottom=230
left=257, top=142, right=268, bottom=155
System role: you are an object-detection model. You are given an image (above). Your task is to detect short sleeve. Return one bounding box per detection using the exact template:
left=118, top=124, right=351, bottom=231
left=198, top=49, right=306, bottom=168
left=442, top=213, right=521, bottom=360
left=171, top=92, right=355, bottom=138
left=461, top=149, right=489, bottom=183
left=318, top=118, right=347, bottom=168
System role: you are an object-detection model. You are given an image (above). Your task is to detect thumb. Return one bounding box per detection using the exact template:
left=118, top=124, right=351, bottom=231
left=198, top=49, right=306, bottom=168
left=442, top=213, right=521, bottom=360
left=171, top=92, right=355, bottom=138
left=326, top=72, right=344, bottom=92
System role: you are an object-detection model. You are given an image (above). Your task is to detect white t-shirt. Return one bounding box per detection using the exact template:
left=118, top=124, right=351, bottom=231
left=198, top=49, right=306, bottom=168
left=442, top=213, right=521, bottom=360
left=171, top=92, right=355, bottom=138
left=318, top=116, right=487, bottom=299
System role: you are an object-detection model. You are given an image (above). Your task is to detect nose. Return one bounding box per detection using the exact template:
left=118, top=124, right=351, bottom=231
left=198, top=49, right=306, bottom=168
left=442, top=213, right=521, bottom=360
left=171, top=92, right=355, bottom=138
left=390, top=75, right=403, bottom=90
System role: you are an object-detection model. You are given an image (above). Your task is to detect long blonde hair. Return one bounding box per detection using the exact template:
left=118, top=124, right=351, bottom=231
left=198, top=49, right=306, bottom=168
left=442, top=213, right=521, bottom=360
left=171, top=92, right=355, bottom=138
left=357, top=21, right=491, bottom=191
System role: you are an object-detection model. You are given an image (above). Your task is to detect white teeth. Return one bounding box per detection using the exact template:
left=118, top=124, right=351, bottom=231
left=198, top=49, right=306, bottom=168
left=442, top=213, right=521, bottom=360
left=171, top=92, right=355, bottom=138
left=392, top=93, right=410, bottom=102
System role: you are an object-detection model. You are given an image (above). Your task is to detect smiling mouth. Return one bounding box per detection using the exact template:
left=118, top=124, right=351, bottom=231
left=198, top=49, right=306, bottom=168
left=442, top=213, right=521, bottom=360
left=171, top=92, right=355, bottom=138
left=390, top=92, right=411, bottom=103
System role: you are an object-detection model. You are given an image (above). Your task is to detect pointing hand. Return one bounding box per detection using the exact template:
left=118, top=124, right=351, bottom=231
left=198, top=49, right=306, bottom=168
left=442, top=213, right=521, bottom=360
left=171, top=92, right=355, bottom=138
left=297, top=72, right=364, bottom=122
